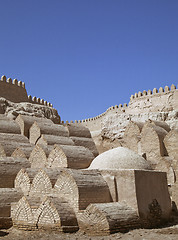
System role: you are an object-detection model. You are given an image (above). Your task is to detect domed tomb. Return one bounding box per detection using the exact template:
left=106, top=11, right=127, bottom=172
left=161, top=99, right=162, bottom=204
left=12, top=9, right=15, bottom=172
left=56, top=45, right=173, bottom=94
left=88, top=147, right=151, bottom=170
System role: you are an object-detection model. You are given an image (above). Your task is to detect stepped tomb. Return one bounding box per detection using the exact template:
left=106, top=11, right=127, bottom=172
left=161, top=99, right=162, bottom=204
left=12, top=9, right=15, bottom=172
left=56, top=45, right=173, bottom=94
left=0, top=74, right=178, bottom=235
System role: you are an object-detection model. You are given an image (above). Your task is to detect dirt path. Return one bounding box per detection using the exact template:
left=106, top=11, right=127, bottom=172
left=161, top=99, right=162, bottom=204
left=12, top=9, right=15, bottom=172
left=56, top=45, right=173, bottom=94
left=0, top=225, right=178, bottom=240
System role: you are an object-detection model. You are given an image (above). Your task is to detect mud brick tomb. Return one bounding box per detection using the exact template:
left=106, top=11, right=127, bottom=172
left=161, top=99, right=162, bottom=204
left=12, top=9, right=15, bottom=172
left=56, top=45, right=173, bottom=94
left=0, top=74, right=178, bottom=236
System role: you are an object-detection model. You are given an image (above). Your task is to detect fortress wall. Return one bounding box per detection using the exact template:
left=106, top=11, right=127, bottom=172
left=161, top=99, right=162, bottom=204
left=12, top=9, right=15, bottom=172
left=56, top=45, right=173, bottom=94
left=128, top=84, right=178, bottom=114
left=27, top=95, right=53, bottom=107
left=0, top=75, right=28, bottom=103
left=63, top=84, right=178, bottom=132
left=0, top=75, right=53, bottom=107
left=62, top=104, right=128, bottom=132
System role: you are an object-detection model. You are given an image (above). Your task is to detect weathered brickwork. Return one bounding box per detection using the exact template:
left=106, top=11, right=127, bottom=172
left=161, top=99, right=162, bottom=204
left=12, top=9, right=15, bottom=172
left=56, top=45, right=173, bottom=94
left=0, top=76, right=177, bottom=235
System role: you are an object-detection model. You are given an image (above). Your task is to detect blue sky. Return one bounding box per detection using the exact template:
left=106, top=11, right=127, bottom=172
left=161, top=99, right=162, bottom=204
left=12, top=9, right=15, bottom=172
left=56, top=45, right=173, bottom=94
left=0, top=0, right=178, bottom=121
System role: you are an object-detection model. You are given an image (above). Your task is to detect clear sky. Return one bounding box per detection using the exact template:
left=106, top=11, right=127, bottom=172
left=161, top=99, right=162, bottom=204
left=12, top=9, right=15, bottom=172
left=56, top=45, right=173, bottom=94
left=0, top=0, right=178, bottom=121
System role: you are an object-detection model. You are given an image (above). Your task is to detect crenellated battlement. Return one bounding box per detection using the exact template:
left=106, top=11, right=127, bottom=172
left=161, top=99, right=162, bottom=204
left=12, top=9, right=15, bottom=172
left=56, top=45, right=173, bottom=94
left=62, top=83, right=178, bottom=130
left=61, top=103, right=128, bottom=124
left=0, top=75, right=28, bottom=103
left=28, top=95, right=53, bottom=107
left=130, top=84, right=177, bottom=102
left=1, top=75, right=26, bottom=89
left=0, top=75, right=53, bottom=107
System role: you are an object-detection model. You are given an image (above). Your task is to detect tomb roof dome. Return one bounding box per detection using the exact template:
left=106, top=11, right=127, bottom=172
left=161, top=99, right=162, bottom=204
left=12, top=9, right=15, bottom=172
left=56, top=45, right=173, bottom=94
left=88, top=147, right=152, bottom=170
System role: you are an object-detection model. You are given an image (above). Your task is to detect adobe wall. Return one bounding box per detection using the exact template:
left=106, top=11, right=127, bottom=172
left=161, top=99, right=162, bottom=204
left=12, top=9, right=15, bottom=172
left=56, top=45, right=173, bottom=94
left=63, top=84, right=178, bottom=132
left=0, top=75, right=28, bottom=103
left=61, top=104, right=128, bottom=131
left=0, top=75, right=53, bottom=107
left=128, top=84, right=178, bottom=114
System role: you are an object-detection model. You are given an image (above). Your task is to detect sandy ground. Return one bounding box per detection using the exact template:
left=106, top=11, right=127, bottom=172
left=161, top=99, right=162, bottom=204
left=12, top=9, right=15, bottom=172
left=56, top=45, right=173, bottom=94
left=0, top=224, right=178, bottom=240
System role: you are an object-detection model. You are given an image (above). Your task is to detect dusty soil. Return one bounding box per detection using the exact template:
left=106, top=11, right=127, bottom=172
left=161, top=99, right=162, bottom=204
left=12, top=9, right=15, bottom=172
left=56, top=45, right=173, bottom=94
left=1, top=224, right=178, bottom=240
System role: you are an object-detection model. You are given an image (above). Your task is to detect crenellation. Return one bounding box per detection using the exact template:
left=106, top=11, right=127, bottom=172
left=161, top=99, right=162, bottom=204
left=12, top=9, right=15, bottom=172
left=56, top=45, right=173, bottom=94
left=147, top=90, right=152, bottom=95
left=13, top=79, right=18, bottom=85
left=0, top=74, right=56, bottom=107
left=171, top=84, right=176, bottom=90
left=128, top=83, right=178, bottom=109
left=73, top=83, right=177, bottom=138
left=57, top=83, right=177, bottom=128
left=142, top=90, right=147, bottom=96
left=18, top=81, right=23, bottom=87
left=130, top=95, right=134, bottom=101
left=28, top=95, right=32, bottom=101
left=7, top=78, right=12, bottom=83
left=27, top=96, right=53, bottom=107
left=164, top=86, right=170, bottom=92
left=1, top=75, right=6, bottom=82
left=22, top=82, right=25, bottom=88
left=32, top=96, right=37, bottom=103
left=153, top=88, right=158, bottom=94
left=159, top=87, right=164, bottom=93
left=138, top=91, right=142, bottom=97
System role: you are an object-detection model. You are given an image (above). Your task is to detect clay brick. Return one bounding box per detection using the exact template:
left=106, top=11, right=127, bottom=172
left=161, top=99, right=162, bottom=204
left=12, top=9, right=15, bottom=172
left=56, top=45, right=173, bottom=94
left=15, top=168, right=39, bottom=195
left=29, top=145, right=53, bottom=168
left=29, top=121, right=69, bottom=144
left=36, top=134, right=74, bottom=147
left=47, top=144, right=94, bottom=169
left=79, top=202, right=140, bottom=235
left=70, top=136, right=99, bottom=157
left=0, top=188, right=23, bottom=229
left=30, top=169, right=62, bottom=195
left=0, top=133, right=32, bottom=157
left=140, top=121, right=168, bottom=165
left=66, top=123, right=91, bottom=138
left=123, top=121, right=144, bottom=153
left=0, top=157, right=31, bottom=188
left=16, top=114, right=53, bottom=138
left=54, top=169, right=111, bottom=212
left=0, top=119, right=21, bottom=134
